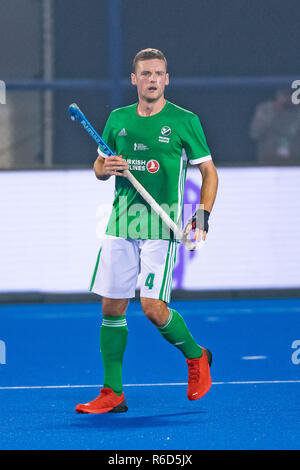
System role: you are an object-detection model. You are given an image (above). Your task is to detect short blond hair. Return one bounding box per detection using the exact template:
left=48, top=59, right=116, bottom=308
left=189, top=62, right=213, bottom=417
left=132, top=48, right=167, bottom=73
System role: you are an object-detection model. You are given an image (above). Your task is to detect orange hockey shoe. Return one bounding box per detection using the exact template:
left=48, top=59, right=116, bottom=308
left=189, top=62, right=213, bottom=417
left=186, top=348, right=212, bottom=400
left=75, top=387, right=128, bottom=414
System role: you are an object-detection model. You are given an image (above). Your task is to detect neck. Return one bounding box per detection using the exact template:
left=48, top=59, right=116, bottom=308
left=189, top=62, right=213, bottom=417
left=137, top=96, right=166, bottom=116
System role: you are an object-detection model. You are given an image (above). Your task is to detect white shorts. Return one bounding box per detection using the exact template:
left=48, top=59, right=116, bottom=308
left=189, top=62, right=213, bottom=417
left=89, top=235, right=178, bottom=303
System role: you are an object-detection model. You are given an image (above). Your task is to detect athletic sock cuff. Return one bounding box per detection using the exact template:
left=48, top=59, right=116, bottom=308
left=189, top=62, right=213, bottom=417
left=102, top=315, right=127, bottom=328
left=158, top=308, right=174, bottom=330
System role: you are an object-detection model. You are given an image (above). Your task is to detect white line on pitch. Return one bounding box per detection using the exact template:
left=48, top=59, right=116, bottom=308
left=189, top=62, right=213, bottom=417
left=0, top=380, right=300, bottom=390
left=242, top=356, right=268, bottom=360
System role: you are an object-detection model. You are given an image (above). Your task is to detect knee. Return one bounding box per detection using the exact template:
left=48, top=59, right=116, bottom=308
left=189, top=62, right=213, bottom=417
left=141, top=298, right=169, bottom=327
left=101, top=298, right=128, bottom=317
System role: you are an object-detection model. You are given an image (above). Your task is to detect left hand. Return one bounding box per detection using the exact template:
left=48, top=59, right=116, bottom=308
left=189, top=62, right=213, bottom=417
left=184, top=209, right=210, bottom=242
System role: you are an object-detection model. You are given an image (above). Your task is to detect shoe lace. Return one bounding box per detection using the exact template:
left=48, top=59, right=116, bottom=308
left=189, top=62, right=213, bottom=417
left=188, top=362, right=200, bottom=383
left=100, top=388, right=111, bottom=397
left=88, top=388, right=111, bottom=405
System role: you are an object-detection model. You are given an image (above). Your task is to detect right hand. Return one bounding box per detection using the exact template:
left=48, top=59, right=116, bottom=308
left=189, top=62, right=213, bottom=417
left=102, top=155, right=129, bottom=177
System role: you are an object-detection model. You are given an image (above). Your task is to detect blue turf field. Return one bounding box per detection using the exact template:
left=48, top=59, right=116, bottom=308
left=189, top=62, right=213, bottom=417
left=0, top=298, right=299, bottom=450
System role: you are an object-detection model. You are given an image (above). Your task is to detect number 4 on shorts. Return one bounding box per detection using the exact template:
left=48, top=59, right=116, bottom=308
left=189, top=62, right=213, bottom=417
left=145, top=273, right=155, bottom=290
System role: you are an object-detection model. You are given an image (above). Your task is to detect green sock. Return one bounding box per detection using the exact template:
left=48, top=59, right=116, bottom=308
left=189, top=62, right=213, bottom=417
left=158, top=308, right=203, bottom=359
left=100, top=315, right=128, bottom=396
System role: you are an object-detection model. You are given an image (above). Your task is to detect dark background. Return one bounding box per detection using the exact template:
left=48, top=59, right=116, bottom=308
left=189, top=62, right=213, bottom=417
left=1, top=0, right=300, bottom=167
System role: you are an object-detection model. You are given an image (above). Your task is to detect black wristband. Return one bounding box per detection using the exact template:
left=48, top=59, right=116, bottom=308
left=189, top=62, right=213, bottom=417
left=189, top=209, right=210, bottom=232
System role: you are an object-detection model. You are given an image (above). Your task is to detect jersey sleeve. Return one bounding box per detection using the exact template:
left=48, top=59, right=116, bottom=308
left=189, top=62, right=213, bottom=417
left=97, top=113, right=116, bottom=158
left=182, top=114, right=212, bottom=165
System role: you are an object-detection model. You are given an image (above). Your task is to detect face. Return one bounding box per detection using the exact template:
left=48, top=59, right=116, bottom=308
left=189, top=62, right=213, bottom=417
left=131, top=59, right=169, bottom=103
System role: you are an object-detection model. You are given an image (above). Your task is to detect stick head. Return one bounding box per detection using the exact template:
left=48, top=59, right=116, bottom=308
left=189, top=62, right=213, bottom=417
left=68, top=103, right=82, bottom=121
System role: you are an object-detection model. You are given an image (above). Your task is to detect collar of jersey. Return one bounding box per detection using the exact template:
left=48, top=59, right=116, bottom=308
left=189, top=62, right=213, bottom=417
left=135, top=100, right=169, bottom=119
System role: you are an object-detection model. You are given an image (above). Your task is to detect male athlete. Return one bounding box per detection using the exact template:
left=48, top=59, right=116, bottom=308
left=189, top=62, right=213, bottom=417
left=76, top=49, right=218, bottom=414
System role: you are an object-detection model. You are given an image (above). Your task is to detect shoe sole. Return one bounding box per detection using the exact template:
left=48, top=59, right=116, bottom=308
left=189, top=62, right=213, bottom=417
left=76, top=399, right=128, bottom=414
left=108, top=400, right=128, bottom=413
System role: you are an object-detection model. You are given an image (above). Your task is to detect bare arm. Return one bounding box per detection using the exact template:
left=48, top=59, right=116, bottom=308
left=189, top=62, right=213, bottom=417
left=198, top=159, right=218, bottom=213
left=185, top=159, right=218, bottom=241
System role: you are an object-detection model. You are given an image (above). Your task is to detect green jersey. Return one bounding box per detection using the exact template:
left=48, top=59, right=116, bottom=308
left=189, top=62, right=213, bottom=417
left=98, top=100, right=211, bottom=240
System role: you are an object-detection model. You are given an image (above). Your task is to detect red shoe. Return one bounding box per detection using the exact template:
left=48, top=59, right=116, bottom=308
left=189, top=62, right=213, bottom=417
left=186, top=348, right=212, bottom=400
left=75, top=388, right=128, bottom=414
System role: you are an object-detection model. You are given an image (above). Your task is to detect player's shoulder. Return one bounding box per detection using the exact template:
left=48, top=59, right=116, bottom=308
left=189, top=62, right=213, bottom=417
left=109, top=103, right=137, bottom=119
left=166, top=101, right=198, bottom=122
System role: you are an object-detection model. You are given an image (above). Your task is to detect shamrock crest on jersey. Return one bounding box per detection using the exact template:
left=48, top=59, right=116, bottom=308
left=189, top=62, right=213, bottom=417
left=159, top=126, right=171, bottom=143
left=161, top=126, right=171, bottom=136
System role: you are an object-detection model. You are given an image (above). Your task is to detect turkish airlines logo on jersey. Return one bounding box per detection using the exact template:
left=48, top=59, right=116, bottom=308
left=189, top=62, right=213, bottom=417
left=146, top=160, right=160, bottom=174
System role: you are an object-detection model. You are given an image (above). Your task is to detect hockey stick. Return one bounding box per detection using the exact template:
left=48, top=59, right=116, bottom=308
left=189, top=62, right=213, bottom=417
left=68, top=103, right=196, bottom=251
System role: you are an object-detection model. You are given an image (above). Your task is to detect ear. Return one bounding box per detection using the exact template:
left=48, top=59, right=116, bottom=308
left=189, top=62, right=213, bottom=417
left=131, top=73, right=137, bottom=85
left=165, top=73, right=169, bottom=86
